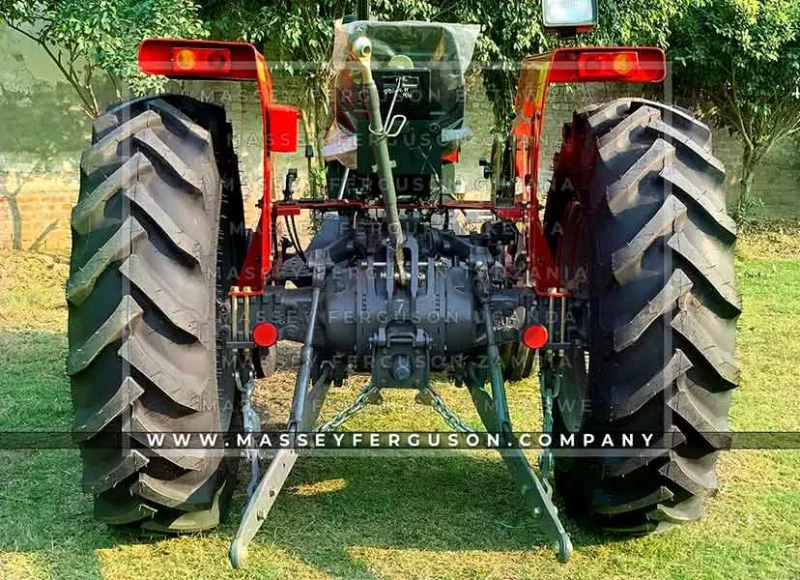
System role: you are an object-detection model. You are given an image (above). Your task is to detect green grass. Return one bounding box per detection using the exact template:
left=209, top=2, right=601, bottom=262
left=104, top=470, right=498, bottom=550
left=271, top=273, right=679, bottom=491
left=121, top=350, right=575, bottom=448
left=1, top=236, right=799, bottom=580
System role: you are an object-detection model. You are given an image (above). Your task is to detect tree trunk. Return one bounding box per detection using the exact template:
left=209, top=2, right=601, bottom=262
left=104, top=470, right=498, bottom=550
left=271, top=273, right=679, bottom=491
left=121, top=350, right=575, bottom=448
left=1, top=193, right=23, bottom=250
left=736, top=144, right=760, bottom=226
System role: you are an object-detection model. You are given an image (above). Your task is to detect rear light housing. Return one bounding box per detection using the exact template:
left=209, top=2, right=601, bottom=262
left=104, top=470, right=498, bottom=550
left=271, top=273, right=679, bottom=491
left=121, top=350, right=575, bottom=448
left=266, top=105, right=300, bottom=153
left=549, top=47, right=666, bottom=84
left=138, top=39, right=260, bottom=80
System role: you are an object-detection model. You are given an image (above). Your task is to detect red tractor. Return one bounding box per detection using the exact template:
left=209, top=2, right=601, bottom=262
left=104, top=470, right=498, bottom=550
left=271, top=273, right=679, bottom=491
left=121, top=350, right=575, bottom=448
left=66, top=0, right=739, bottom=566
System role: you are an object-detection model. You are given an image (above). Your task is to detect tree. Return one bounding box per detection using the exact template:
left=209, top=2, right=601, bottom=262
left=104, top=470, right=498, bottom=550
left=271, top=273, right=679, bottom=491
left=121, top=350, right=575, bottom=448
left=0, top=0, right=209, bottom=117
left=0, top=29, right=88, bottom=249
left=459, top=0, right=694, bottom=132
left=202, top=0, right=695, bottom=157
left=670, top=0, right=800, bottom=225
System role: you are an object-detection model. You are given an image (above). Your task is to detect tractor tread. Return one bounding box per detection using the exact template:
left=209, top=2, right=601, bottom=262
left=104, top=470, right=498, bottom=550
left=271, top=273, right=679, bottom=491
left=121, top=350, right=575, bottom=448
left=82, top=449, right=149, bottom=495
left=130, top=404, right=206, bottom=472
left=628, top=99, right=713, bottom=147
left=69, top=95, right=243, bottom=532
left=611, top=195, right=687, bottom=284
left=72, top=376, right=145, bottom=441
left=133, top=128, right=206, bottom=196
left=81, top=111, right=162, bottom=175
left=660, top=163, right=737, bottom=238
left=606, top=139, right=675, bottom=215
left=613, top=269, right=693, bottom=352
left=72, top=152, right=154, bottom=235
left=146, top=98, right=213, bottom=145
left=118, top=324, right=209, bottom=411
left=671, top=309, right=739, bottom=386
left=132, top=469, right=219, bottom=510
left=658, top=452, right=718, bottom=496
left=591, top=486, right=674, bottom=516
left=94, top=492, right=158, bottom=525
left=608, top=350, right=693, bottom=420
left=668, top=375, right=732, bottom=435
left=667, top=232, right=741, bottom=312
left=67, top=295, right=143, bottom=375
left=646, top=119, right=724, bottom=175
left=586, top=98, right=635, bottom=130
left=598, top=105, right=660, bottom=161
left=119, top=255, right=206, bottom=341
left=123, top=182, right=204, bottom=263
left=647, top=496, right=704, bottom=524
left=601, top=428, right=687, bottom=477
left=552, top=98, right=738, bottom=532
left=66, top=217, right=147, bottom=306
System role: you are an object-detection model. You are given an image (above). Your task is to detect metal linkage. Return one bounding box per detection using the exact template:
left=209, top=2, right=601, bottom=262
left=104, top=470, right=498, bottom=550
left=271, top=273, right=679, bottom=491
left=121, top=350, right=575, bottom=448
left=315, top=382, right=382, bottom=433
left=539, top=293, right=567, bottom=482
left=229, top=367, right=333, bottom=569
left=229, top=287, right=262, bottom=497
left=352, top=34, right=407, bottom=286
left=230, top=257, right=335, bottom=569
left=464, top=264, right=573, bottom=562
left=417, top=387, right=476, bottom=433
left=234, top=361, right=261, bottom=496
left=538, top=360, right=563, bottom=492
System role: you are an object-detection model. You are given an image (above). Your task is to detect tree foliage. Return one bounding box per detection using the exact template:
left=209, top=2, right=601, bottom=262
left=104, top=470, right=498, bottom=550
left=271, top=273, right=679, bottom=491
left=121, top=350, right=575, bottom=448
left=0, top=0, right=208, bottom=116
left=201, top=0, right=693, bottom=143
left=670, top=0, right=800, bottom=224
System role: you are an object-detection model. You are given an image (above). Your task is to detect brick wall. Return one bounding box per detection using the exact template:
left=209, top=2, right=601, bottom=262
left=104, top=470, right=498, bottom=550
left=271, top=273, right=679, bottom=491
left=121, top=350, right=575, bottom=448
left=0, top=171, right=78, bottom=252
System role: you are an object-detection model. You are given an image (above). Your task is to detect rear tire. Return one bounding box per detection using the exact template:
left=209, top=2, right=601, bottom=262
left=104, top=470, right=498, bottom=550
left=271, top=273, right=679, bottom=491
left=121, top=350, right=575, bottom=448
left=545, top=98, right=740, bottom=532
left=67, top=95, right=246, bottom=531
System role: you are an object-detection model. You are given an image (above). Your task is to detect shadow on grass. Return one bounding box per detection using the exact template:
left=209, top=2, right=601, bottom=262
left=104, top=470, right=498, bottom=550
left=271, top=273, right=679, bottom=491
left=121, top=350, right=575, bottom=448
left=0, top=330, right=167, bottom=579
left=1, top=329, right=613, bottom=579
left=221, top=453, right=609, bottom=579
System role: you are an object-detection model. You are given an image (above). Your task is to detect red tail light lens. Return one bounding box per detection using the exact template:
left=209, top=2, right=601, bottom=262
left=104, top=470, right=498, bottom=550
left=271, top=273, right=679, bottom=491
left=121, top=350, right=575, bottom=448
left=549, top=48, right=666, bottom=83
left=253, top=322, right=279, bottom=348
left=577, top=51, right=638, bottom=79
left=522, top=325, right=549, bottom=350
left=139, top=39, right=261, bottom=80
left=170, top=47, right=231, bottom=75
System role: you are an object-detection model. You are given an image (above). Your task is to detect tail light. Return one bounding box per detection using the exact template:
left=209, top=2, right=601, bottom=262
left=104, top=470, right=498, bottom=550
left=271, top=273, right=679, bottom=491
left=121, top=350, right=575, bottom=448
left=522, top=325, right=549, bottom=350
left=549, top=48, right=666, bottom=83
left=578, top=51, right=637, bottom=79
left=138, top=39, right=260, bottom=80
left=171, top=47, right=231, bottom=75
left=253, top=322, right=279, bottom=348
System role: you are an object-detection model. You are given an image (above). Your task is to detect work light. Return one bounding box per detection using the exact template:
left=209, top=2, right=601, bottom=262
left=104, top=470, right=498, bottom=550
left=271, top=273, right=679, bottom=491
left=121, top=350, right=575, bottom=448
left=542, top=0, right=597, bottom=29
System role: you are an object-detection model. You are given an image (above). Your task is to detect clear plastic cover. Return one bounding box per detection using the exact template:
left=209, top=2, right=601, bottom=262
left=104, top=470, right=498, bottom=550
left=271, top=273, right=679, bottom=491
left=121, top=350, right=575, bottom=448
left=330, top=20, right=480, bottom=76
left=324, top=20, right=480, bottom=166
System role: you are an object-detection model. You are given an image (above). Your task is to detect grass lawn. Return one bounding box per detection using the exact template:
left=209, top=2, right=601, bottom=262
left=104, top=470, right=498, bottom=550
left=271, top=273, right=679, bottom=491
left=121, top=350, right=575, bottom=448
left=0, top=235, right=799, bottom=580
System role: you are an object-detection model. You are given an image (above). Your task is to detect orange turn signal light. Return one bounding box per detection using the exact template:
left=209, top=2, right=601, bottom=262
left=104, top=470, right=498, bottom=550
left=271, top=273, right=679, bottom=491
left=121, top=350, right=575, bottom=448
left=522, top=325, right=549, bottom=350
left=170, top=47, right=231, bottom=75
